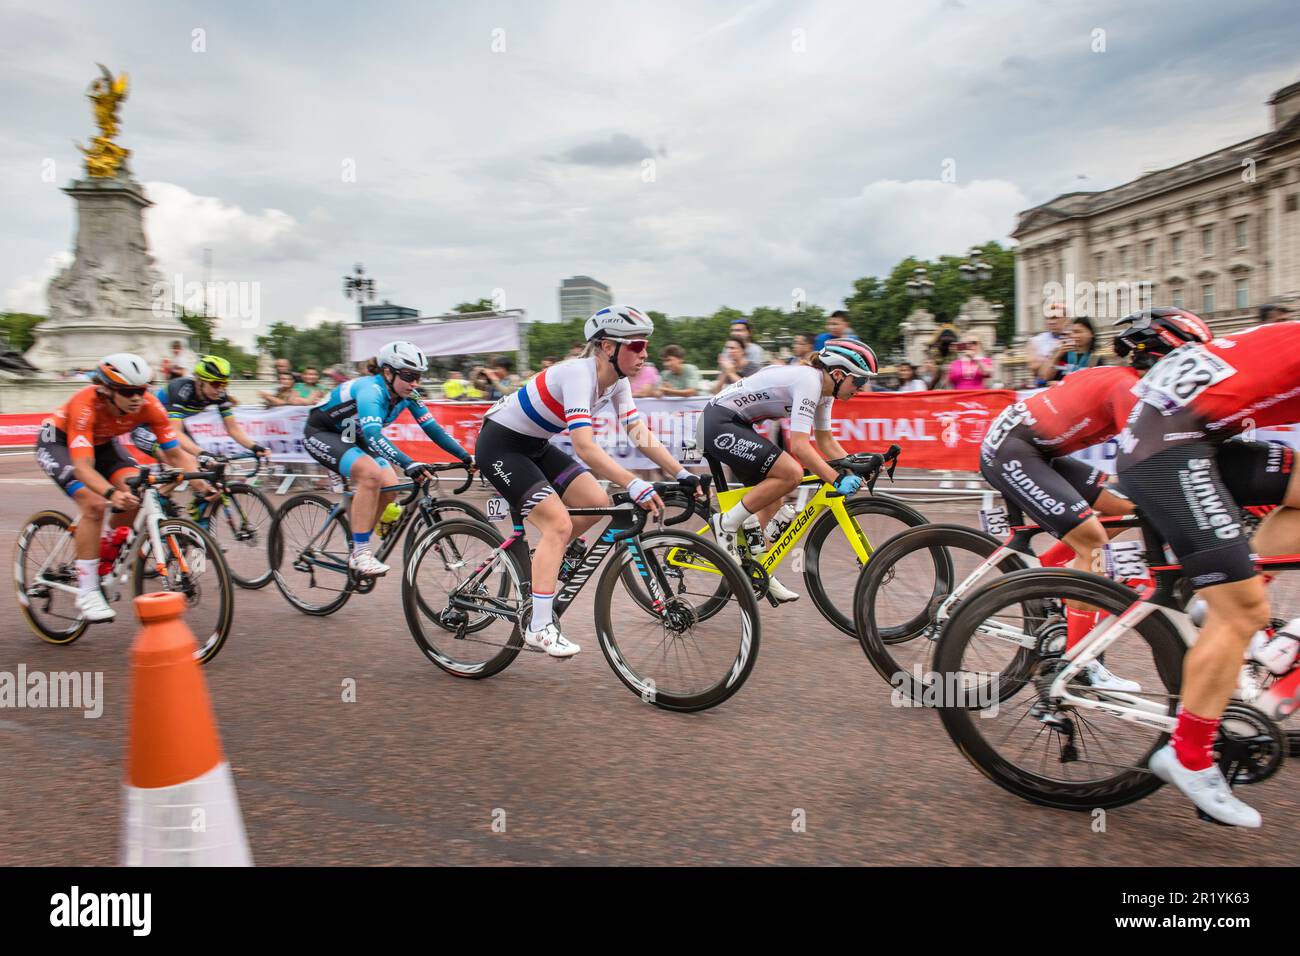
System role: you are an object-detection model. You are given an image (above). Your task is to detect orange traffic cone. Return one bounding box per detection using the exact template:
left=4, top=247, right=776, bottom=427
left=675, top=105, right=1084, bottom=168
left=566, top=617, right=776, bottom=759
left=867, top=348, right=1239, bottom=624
left=121, top=592, right=252, bottom=866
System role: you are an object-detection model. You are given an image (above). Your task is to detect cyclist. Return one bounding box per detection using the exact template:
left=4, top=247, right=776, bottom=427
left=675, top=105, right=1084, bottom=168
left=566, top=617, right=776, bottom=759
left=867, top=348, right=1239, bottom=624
left=979, top=308, right=1213, bottom=689
left=478, top=304, right=700, bottom=658
left=303, top=341, right=473, bottom=579
left=131, top=354, right=270, bottom=463
left=35, top=353, right=210, bottom=622
left=700, top=338, right=877, bottom=602
left=1116, top=318, right=1300, bottom=827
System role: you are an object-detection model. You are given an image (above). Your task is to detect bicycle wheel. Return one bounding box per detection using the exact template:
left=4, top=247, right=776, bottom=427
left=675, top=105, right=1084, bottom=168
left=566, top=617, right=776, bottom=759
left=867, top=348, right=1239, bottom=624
left=132, top=518, right=235, bottom=664
left=14, top=510, right=88, bottom=645
left=802, top=495, right=930, bottom=636
left=854, top=523, right=1035, bottom=702
left=402, top=519, right=526, bottom=678
left=206, top=483, right=275, bottom=590
left=932, top=568, right=1185, bottom=811
left=596, top=530, right=761, bottom=712
left=401, top=498, right=491, bottom=568
left=269, top=493, right=354, bottom=616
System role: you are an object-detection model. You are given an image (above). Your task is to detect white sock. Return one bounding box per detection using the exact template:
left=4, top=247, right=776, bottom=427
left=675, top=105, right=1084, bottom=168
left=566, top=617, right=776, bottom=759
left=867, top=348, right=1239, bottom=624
left=76, top=559, right=100, bottom=596
left=720, top=501, right=754, bottom=533
left=530, top=590, right=555, bottom=630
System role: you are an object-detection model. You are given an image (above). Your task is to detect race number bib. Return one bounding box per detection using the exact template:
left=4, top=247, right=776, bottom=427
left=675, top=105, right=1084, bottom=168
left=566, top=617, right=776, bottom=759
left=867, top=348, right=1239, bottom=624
left=983, top=405, right=1028, bottom=451
left=1136, top=347, right=1236, bottom=414
left=979, top=506, right=1011, bottom=537
left=1101, top=539, right=1148, bottom=582
left=486, top=496, right=511, bottom=522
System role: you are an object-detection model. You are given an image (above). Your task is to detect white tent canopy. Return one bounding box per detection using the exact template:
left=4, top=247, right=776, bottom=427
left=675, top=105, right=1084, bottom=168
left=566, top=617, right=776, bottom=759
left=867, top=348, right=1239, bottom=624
left=347, top=311, right=524, bottom=362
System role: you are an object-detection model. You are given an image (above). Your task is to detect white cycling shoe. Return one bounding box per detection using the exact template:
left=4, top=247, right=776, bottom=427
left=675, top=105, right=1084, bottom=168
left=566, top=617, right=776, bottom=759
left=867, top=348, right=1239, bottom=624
left=766, top=575, right=800, bottom=603
left=1082, top=659, right=1141, bottom=692
left=76, top=589, right=116, bottom=623
left=709, top=514, right=744, bottom=566
left=348, top=549, right=389, bottom=578
left=524, top=622, right=581, bottom=658
left=1148, top=744, right=1261, bottom=828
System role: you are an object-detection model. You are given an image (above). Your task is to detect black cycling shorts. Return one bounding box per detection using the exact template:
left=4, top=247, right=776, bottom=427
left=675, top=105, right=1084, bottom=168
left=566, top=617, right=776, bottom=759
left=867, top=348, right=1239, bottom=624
left=475, top=418, right=590, bottom=521
left=979, top=424, right=1108, bottom=539
left=301, top=423, right=394, bottom=478
left=699, top=403, right=784, bottom=487
left=36, top=429, right=137, bottom=498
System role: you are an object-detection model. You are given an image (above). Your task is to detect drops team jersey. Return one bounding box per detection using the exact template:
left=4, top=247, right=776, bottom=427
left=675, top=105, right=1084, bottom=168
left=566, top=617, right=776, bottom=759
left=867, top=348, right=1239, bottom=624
left=709, top=364, right=833, bottom=434
left=989, top=364, right=1140, bottom=457
left=307, top=374, right=466, bottom=469
left=45, top=386, right=178, bottom=457
left=1130, top=321, right=1300, bottom=435
left=155, top=377, right=235, bottom=422
left=483, top=357, right=640, bottom=440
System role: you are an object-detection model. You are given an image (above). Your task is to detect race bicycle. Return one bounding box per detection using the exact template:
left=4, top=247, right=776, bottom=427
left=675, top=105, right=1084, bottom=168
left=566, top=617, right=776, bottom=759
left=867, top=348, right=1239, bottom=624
left=268, top=462, right=484, bottom=615
left=401, top=478, right=763, bottom=712
left=15, top=464, right=236, bottom=663
left=691, top=445, right=927, bottom=633
left=926, top=514, right=1300, bottom=811
left=169, top=453, right=276, bottom=590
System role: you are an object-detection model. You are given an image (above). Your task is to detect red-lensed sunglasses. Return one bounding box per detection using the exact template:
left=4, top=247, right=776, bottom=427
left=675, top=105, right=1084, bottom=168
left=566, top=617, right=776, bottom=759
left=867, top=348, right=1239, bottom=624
left=619, top=340, right=648, bottom=353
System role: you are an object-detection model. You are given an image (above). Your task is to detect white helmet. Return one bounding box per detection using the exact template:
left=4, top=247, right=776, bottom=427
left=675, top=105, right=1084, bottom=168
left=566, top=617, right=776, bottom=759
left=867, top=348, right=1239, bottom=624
left=97, top=352, right=152, bottom=388
left=377, top=340, right=428, bottom=373
left=584, top=304, right=654, bottom=342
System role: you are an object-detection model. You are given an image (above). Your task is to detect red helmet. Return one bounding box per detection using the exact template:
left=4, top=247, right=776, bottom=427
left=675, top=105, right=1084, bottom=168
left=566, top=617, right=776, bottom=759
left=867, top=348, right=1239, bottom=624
left=1113, top=308, right=1212, bottom=368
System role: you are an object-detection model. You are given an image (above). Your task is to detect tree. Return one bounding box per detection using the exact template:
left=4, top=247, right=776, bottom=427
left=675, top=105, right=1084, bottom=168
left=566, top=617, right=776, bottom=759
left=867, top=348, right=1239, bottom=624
left=452, top=298, right=495, bottom=314
left=0, top=312, right=47, bottom=352
left=177, top=309, right=259, bottom=377
left=255, top=320, right=345, bottom=371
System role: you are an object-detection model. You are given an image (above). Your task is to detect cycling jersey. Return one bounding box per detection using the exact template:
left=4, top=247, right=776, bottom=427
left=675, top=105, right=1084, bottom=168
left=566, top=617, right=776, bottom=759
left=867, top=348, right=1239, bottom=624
left=483, top=357, right=640, bottom=440
left=156, top=376, right=235, bottom=422
left=986, top=365, right=1139, bottom=457
left=306, top=374, right=467, bottom=472
left=708, top=364, right=832, bottom=435
left=45, top=386, right=178, bottom=457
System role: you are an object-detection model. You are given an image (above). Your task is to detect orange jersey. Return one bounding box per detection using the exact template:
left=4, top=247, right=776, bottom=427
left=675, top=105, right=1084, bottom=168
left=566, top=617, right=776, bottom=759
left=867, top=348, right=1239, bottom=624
left=46, top=386, right=178, bottom=458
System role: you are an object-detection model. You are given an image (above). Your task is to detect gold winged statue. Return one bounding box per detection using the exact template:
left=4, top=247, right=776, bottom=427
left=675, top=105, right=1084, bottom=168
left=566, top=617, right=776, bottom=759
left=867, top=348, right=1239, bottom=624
left=77, top=64, right=131, bottom=178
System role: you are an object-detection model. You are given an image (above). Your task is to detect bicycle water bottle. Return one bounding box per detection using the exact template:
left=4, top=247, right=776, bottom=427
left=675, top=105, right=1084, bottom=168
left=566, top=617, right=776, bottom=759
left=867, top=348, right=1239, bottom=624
left=559, top=538, right=588, bottom=582
left=742, top=516, right=766, bottom=556
left=764, top=503, right=798, bottom=542
left=376, top=502, right=403, bottom=538
left=1253, top=618, right=1300, bottom=676
left=98, top=526, right=131, bottom=578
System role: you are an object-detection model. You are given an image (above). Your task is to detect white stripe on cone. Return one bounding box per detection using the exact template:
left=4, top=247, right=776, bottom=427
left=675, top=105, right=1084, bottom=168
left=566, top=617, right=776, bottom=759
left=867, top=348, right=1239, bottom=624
left=121, top=762, right=252, bottom=867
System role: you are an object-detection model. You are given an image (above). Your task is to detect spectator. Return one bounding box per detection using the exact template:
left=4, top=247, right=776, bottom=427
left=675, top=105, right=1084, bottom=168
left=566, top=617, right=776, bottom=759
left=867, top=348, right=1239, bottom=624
left=158, top=339, right=194, bottom=381
left=919, top=358, right=941, bottom=388
left=718, top=319, right=766, bottom=368
left=489, top=356, right=523, bottom=395
left=1260, top=303, right=1291, bottom=324
left=326, top=364, right=349, bottom=385
left=787, top=333, right=816, bottom=364
left=946, top=336, right=994, bottom=389
left=539, top=356, right=559, bottom=370
left=298, top=366, right=326, bottom=403
left=713, top=337, right=760, bottom=393
left=814, top=311, right=858, bottom=350
left=896, top=361, right=927, bottom=392
left=1028, top=303, right=1068, bottom=386
left=470, top=365, right=499, bottom=399
left=658, top=345, right=702, bottom=396
left=260, top=370, right=312, bottom=406
left=1042, top=318, right=1103, bottom=381
left=630, top=356, right=661, bottom=398
left=442, top=368, right=485, bottom=400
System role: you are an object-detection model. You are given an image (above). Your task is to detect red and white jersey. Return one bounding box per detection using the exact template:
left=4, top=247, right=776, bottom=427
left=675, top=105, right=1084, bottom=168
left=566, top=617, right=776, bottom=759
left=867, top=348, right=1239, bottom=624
left=1007, top=365, right=1140, bottom=456
left=483, top=357, right=640, bottom=440
left=1132, top=321, right=1300, bottom=435
left=709, top=364, right=833, bottom=434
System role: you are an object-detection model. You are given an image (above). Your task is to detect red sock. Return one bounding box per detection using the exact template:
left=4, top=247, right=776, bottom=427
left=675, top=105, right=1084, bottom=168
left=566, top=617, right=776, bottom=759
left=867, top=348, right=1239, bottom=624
left=1065, top=607, right=1099, bottom=652
left=1171, top=709, right=1218, bottom=772
left=1040, top=541, right=1075, bottom=568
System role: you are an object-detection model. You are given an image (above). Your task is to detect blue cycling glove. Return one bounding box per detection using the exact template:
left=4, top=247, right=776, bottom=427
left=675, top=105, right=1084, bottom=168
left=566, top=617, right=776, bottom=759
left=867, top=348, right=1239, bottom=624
left=833, top=473, right=862, bottom=496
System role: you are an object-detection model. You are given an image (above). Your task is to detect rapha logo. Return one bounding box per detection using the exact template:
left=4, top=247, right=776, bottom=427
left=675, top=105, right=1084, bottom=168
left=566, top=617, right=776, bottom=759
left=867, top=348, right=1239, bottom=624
left=492, top=460, right=512, bottom=487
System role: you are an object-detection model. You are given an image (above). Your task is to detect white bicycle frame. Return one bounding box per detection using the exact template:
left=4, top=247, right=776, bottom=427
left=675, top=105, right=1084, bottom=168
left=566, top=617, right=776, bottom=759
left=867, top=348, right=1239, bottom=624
left=28, top=483, right=202, bottom=610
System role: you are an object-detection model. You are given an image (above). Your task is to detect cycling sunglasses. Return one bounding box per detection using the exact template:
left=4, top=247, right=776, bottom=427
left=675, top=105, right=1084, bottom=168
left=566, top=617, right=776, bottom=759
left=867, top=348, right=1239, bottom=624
left=618, top=339, right=649, bottom=354
left=393, top=368, right=422, bottom=383
left=111, top=385, right=149, bottom=398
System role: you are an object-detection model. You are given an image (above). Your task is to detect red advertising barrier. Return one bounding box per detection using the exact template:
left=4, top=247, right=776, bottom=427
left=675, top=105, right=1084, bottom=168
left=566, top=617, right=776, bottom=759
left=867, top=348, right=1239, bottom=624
left=831, top=389, right=1016, bottom=470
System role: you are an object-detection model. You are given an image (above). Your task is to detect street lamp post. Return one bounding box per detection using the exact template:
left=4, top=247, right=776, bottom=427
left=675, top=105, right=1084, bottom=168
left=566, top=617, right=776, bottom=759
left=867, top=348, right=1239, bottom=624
left=905, top=266, right=935, bottom=300
left=343, top=263, right=377, bottom=322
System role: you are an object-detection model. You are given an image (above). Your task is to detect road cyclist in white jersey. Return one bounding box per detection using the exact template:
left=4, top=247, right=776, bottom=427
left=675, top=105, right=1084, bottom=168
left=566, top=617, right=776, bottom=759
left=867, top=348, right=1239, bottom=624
left=699, top=338, right=878, bottom=601
left=478, top=304, right=702, bottom=658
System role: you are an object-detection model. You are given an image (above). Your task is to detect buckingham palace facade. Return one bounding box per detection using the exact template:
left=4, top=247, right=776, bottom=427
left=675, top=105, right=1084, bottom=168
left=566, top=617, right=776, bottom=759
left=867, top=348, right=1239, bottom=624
left=1011, top=80, right=1300, bottom=344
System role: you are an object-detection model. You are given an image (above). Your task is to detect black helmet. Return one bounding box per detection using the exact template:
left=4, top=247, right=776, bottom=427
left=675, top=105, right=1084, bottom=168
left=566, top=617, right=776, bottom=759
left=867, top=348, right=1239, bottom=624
left=1113, top=308, right=1213, bottom=368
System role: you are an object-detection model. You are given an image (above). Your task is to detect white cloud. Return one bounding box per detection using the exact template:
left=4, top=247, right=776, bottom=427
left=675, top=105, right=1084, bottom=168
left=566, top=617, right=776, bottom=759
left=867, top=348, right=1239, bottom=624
left=3, top=250, right=72, bottom=313
left=301, top=305, right=350, bottom=328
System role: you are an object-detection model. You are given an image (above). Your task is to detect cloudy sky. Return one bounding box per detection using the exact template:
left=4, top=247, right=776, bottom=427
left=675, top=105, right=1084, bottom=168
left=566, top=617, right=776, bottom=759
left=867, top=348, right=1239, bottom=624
left=3, top=0, right=1298, bottom=347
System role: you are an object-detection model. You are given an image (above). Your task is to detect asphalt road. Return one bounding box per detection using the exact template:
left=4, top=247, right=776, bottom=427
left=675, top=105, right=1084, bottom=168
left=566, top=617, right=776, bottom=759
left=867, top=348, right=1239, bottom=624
left=0, top=451, right=1293, bottom=865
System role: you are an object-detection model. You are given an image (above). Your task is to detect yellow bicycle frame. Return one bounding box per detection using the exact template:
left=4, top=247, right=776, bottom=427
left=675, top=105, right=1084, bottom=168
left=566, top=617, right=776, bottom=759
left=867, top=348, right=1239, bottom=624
left=671, top=474, right=876, bottom=575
